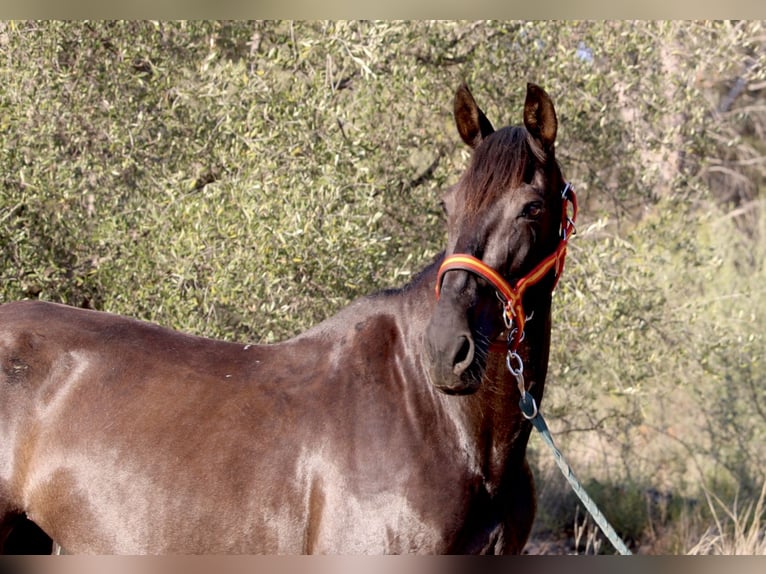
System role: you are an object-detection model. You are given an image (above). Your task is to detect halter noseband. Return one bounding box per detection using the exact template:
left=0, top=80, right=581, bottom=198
left=434, top=182, right=577, bottom=351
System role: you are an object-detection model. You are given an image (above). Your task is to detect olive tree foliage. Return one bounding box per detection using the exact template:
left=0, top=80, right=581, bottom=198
left=538, top=22, right=766, bottom=525
left=1, top=21, right=498, bottom=338
left=1, top=21, right=765, bottom=515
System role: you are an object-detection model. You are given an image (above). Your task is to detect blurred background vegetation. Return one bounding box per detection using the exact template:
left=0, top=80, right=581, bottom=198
left=1, top=20, right=764, bottom=554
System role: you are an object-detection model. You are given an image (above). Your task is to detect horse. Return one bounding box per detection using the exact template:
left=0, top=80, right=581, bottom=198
left=0, top=82, right=573, bottom=554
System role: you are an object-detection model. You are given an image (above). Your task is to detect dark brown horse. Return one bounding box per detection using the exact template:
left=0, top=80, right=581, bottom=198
left=0, top=82, right=569, bottom=554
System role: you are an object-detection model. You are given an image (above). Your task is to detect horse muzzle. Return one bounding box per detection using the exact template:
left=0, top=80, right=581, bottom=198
left=424, top=302, right=482, bottom=395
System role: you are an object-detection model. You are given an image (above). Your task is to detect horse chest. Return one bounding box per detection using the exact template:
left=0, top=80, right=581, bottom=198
left=297, top=453, right=507, bottom=553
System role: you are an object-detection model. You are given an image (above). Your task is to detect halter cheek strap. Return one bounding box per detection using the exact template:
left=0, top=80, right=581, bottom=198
left=434, top=183, right=577, bottom=351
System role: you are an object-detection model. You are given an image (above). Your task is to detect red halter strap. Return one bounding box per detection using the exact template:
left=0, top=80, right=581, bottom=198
left=435, top=183, right=577, bottom=350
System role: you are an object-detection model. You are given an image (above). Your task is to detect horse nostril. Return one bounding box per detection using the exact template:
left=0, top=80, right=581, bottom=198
left=452, top=335, right=475, bottom=375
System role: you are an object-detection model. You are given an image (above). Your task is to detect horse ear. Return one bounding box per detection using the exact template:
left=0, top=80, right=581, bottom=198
left=454, top=83, right=494, bottom=148
left=523, top=83, right=557, bottom=154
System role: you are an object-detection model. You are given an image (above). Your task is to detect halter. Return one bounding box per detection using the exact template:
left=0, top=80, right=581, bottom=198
left=434, top=182, right=577, bottom=353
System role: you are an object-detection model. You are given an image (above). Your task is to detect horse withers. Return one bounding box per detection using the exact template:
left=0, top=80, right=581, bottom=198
left=0, top=82, right=570, bottom=554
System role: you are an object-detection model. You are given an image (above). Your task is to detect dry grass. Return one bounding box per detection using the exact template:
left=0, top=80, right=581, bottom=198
left=686, top=481, right=766, bottom=555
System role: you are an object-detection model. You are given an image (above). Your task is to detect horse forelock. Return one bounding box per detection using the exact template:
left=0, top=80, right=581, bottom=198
left=458, top=126, right=557, bottom=221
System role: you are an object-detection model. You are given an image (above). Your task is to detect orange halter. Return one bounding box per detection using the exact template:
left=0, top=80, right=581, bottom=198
left=435, top=183, right=577, bottom=351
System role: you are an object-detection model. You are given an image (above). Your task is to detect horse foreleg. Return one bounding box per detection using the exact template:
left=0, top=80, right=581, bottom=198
left=0, top=512, right=55, bottom=554
left=501, top=458, right=537, bottom=554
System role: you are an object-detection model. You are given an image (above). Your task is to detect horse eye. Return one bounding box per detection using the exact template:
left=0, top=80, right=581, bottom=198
left=521, top=202, right=543, bottom=219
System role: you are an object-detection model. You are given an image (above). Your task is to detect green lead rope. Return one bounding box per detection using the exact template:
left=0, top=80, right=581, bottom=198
left=519, top=393, right=633, bottom=556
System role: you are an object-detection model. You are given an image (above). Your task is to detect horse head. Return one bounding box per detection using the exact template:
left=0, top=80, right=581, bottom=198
left=425, top=83, right=568, bottom=395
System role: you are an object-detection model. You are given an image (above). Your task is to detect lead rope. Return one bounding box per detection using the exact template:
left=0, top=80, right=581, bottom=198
left=512, top=363, right=633, bottom=555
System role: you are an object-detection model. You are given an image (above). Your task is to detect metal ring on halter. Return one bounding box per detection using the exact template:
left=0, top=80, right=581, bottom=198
left=507, top=327, right=525, bottom=346
left=562, top=217, right=576, bottom=240
left=495, top=293, right=513, bottom=328
left=506, top=350, right=523, bottom=376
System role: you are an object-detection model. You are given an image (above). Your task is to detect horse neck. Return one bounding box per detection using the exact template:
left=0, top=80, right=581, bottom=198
left=397, top=257, right=553, bottom=486
left=455, top=300, right=552, bottom=486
